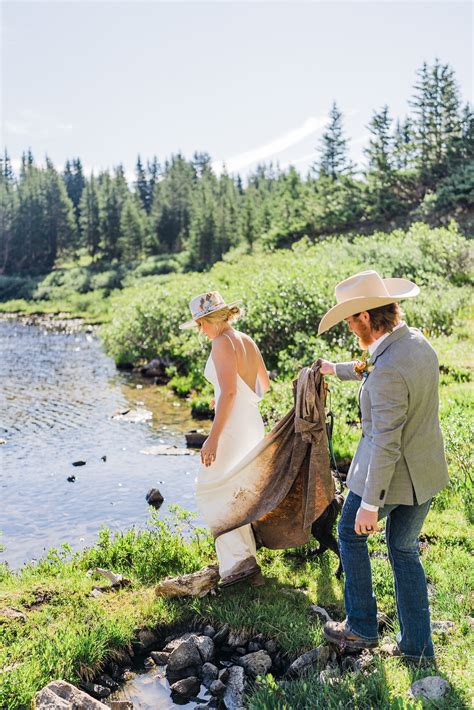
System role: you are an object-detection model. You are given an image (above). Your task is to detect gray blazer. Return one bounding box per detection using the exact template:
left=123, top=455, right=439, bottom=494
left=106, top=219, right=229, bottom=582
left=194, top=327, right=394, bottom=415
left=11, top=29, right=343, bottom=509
left=335, top=324, right=449, bottom=507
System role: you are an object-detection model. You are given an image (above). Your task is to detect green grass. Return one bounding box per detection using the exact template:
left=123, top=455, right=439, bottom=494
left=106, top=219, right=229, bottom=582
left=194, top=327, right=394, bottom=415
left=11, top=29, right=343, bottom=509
left=0, top=498, right=472, bottom=709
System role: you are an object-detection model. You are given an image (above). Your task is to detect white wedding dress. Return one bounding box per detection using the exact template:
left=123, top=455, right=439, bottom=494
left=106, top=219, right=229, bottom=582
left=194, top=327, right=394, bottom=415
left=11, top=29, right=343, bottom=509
left=196, top=335, right=265, bottom=579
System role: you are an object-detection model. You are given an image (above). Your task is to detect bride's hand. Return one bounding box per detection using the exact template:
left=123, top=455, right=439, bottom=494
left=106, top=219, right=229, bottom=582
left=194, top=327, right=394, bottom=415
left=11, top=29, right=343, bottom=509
left=201, top=435, right=218, bottom=467
left=210, top=399, right=215, bottom=410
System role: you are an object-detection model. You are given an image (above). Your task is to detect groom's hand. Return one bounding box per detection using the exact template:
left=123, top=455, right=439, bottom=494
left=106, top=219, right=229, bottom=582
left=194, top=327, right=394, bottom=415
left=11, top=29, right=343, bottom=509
left=320, top=360, right=336, bottom=376
left=355, top=507, right=379, bottom=535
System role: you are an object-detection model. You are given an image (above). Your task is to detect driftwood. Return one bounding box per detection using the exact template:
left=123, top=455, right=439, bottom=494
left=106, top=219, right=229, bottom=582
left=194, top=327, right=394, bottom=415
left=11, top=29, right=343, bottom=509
left=155, top=565, right=219, bottom=598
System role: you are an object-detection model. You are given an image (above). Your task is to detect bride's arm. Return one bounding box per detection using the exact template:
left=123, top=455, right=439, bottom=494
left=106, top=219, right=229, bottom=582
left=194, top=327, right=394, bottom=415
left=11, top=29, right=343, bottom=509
left=201, top=336, right=237, bottom=467
left=255, top=344, right=270, bottom=394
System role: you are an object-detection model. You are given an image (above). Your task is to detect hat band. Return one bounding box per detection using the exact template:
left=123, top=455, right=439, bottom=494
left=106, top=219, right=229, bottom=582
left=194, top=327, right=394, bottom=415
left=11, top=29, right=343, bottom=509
left=191, top=303, right=227, bottom=320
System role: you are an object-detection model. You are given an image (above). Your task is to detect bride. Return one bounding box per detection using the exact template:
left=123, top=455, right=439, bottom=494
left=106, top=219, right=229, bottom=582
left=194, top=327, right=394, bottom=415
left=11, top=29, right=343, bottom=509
left=180, top=291, right=270, bottom=586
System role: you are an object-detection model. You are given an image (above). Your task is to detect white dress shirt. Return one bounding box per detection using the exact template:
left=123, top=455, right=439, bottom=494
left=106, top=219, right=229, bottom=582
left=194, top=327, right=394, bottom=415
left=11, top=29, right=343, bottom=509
left=360, top=322, right=405, bottom=513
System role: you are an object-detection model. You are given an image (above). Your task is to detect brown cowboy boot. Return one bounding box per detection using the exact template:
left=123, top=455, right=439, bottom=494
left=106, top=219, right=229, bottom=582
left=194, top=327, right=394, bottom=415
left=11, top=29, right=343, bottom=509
left=323, top=620, right=378, bottom=651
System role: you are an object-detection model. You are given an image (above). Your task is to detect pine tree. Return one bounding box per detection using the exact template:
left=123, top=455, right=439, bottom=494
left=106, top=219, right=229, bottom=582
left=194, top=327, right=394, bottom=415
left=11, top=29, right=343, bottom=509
left=119, top=195, right=146, bottom=260
left=410, top=59, right=463, bottom=182
left=152, top=154, right=196, bottom=253
left=365, top=106, right=393, bottom=174
left=316, top=102, right=353, bottom=178
left=189, top=169, right=218, bottom=269
left=135, top=155, right=151, bottom=213
left=79, top=175, right=101, bottom=259
left=393, top=118, right=415, bottom=170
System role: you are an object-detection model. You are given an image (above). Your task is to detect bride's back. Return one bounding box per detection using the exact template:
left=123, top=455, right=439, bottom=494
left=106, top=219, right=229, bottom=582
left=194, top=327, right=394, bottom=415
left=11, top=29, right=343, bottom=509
left=216, top=330, right=267, bottom=394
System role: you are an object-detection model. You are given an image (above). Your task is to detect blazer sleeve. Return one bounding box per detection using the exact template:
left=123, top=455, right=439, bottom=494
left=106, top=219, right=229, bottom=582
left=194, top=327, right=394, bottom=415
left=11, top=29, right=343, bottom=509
left=362, top=365, right=409, bottom=507
left=335, top=362, right=361, bottom=381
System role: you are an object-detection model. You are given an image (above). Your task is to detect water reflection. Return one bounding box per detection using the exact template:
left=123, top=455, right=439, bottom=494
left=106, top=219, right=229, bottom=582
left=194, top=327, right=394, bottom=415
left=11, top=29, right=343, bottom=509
left=0, top=320, right=209, bottom=567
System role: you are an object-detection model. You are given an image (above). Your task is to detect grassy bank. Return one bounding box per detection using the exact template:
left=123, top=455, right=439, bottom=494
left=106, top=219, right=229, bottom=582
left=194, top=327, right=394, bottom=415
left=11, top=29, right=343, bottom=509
left=0, top=495, right=472, bottom=708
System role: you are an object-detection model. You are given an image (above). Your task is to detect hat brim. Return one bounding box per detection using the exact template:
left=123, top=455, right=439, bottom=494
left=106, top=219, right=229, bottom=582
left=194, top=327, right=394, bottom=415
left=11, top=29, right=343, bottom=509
left=179, top=300, right=243, bottom=330
left=318, top=279, right=419, bottom=335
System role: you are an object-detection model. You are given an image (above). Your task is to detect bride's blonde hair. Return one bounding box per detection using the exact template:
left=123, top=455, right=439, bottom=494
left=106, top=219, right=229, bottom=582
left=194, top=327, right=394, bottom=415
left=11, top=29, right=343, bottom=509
left=196, top=306, right=243, bottom=343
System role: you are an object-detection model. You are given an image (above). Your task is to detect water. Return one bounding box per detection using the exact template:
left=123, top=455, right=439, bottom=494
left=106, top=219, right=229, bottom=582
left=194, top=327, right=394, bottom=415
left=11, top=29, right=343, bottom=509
left=0, top=320, right=209, bottom=567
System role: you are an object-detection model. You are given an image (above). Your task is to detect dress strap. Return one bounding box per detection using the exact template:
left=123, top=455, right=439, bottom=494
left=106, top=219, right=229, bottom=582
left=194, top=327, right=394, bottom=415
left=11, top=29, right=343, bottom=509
left=222, top=332, right=236, bottom=351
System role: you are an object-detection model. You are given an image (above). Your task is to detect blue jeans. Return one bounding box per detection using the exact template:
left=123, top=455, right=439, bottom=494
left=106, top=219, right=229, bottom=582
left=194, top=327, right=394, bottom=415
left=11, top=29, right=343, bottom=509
left=338, top=491, right=434, bottom=659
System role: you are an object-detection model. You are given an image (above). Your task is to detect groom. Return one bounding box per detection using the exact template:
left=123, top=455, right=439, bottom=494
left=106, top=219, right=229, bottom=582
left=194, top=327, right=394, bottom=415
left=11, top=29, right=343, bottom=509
left=318, top=270, right=449, bottom=660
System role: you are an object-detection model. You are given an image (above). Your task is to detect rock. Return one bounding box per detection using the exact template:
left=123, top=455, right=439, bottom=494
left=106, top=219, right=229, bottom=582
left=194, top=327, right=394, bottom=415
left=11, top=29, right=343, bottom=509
left=139, top=357, right=170, bottom=381
left=185, top=431, right=208, bottom=448
left=0, top=606, right=26, bottom=621
left=109, top=703, right=133, bottom=710
left=163, top=632, right=196, bottom=651
left=247, top=641, right=260, bottom=653
left=140, top=444, right=193, bottom=456
left=77, top=682, right=110, bottom=700
left=235, top=646, right=246, bottom=656
left=89, top=589, right=103, bottom=599
left=72, top=460, right=86, bottom=467
left=223, top=665, right=246, bottom=710
left=227, top=633, right=243, bottom=649
left=219, top=667, right=230, bottom=683
left=353, top=651, right=374, bottom=671
left=264, top=639, right=278, bottom=655
left=431, top=620, right=455, bottom=634
left=287, top=645, right=330, bottom=677
left=167, top=639, right=202, bottom=678
left=379, top=642, right=400, bottom=657
left=210, top=679, right=226, bottom=696
left=113, top=408, right=152, bottom=423
left=191, top=634, right=215, bottom=663
left=309, top=605, right=332, bottom=624
left=155, top=564, right=219, bottom=598
left=87, top=568, right=131, bottom=589
left=34, top=688, right=71, bottom=709
left=238, top=650, right=272, bottom=678
left=35, top=680, right=110, bottom=709
left=202, top=624, right=216, bottom=637
left=409, top=676, right=450, bottom=701
left=143, top=657, right=155, bottom=670
left=119, top=670, right=135, bottom=682
left=145, top=488, right=164, bottom=508
left=170, top=676, right=201, bottom=700
left=0, top=438, right=6, bottom=445
left=213, top=624, right=230, bottom=646
left=150, top=650, right=170, bottom=665
left=202, top=662, right=219, bottom=687
left=67, top=475, right=76, bottom=483
left=133, top=628, right=161, bottom=652
left=95, top=674, right=119, bottom=691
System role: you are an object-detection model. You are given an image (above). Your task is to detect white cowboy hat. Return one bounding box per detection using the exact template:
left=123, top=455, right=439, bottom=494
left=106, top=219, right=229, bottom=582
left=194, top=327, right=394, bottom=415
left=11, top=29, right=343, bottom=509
left=318, top=270, right=420, bottom=335
left=179, top=290, right=243, bottom=330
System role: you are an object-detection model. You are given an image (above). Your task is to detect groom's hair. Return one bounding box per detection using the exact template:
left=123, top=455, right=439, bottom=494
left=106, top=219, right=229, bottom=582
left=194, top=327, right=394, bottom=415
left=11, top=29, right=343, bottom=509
left=355, top=303, right=403, bottom=333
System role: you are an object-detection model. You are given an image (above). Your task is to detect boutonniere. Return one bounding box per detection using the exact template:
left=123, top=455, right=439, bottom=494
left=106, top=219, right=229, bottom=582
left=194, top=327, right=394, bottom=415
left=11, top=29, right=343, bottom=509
left=353, top=351, right=374, bottom=381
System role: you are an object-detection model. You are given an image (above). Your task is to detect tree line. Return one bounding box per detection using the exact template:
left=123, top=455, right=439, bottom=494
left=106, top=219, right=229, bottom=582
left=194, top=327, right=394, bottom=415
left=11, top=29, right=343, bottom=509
left=1, top=59, right=473, bottom=275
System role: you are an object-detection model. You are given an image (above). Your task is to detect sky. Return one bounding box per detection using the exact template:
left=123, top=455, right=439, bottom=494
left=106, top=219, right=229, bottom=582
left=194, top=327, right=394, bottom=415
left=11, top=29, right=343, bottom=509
left=1, top=1, right=473, bottom=181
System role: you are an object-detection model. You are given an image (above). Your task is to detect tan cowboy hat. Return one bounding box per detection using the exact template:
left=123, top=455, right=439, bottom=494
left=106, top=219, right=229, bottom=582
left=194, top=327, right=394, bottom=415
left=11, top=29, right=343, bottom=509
left=318, top=270, right=419, bottom=335
left=179, top=290, right=243, bottom=330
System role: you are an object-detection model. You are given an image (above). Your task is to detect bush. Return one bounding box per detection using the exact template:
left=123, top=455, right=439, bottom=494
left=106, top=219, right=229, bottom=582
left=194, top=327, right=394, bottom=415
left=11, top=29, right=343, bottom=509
left=102, top=223, right=472, bottom=370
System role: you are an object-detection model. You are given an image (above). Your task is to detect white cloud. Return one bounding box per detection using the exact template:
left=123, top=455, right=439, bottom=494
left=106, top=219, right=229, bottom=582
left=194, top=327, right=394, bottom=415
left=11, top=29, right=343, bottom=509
left=212, top=116, right=327, bottom=175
